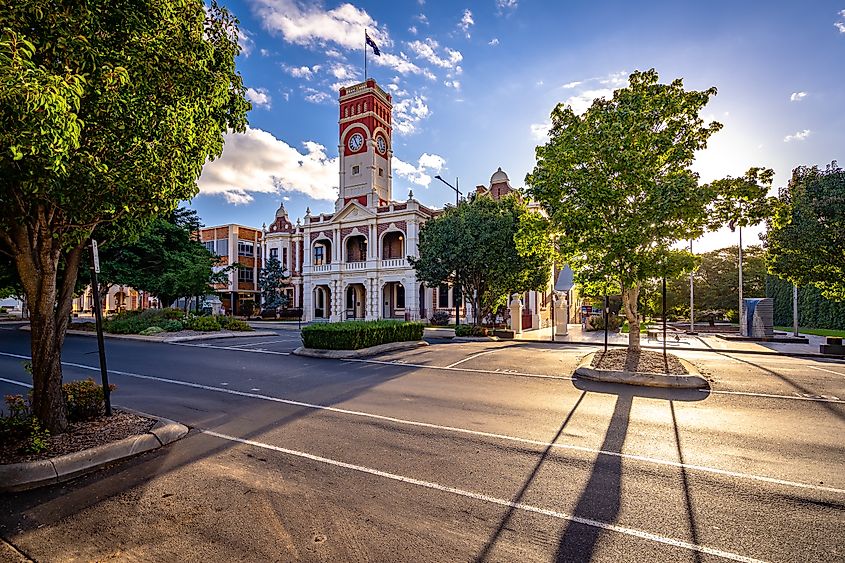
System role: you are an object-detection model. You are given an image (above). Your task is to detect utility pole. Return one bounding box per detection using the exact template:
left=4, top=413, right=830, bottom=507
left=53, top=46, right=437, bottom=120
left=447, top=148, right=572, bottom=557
left=89, top=239, right=112, bottom=416
left=793, top=284, right=799, bottom=337
left=434, top=175, right=462, bottom=326
left=689, top=239, right=695, bottom=333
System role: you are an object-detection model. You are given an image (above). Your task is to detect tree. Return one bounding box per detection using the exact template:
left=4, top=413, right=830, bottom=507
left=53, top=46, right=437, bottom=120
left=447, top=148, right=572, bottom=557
left=86, top=209, right=227, bottom=308
left=526, top=69, right=722, bottom=349
left=258, top=257, right=291, bottom=311
left=765, top=162, right=845, bottom=302
left=410, top=193, right=553, bottom=326
left=0, top=1, right=249, bottom=432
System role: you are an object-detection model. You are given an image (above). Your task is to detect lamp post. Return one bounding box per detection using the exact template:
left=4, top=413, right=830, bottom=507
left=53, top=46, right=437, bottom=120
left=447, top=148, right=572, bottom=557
left=434, top=175, right=462, bottom=326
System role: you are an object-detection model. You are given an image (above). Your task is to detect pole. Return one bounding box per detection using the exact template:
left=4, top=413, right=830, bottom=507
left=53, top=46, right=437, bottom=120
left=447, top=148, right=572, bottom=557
left=89, top=240, right=112, bottom=416
left=662, top=276, right=667, bottom=357
left=738, top=225, right=743, bottom=325
left=454, top=177, right=460, bottom=326
left=792, top=284, right=799, bottom=337
left=551, top=293, right=555, bottom=342
left=603, top=294, right=608, bottom=353
left=364, top=29, right=367, bottom=79
left=689, top=239, right=694, bottom=333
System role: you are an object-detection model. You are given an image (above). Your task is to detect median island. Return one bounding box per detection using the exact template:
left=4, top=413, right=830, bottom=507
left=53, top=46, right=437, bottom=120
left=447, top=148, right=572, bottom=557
left=293, top=320, right=427, bottom=359
left=575, top=349, right=709, bottom=389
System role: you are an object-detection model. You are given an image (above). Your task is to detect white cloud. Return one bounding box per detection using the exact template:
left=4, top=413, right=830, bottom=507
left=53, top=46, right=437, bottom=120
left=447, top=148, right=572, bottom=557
left=562, top=80, right=582, bottom=89
left=415, top=13, right=429, bottom=24
left=325, top=48, right=344, bottom=58
left=407, top=38, right=463, bottom=69
left=237, top=28, right=255, bottom=56
left=198, top=127, right=338, bottom=204
left=530, top=122, right=551, bottom=140
left=496, top=0, right=518, bottom=12
left=283, top=64, right=321, bottom=80
left=393, top=152, right=445, bottom=187
left=459, top=9, right=474, bottom=38
left=245, top=87, right=272, bottom=109
left=387, top=83, right=408, bottom=96
left=783, top=129, right=811, bottom=142
left=330, top=63, right=358, bottom=80
left=409, top=25, right=418, bottom=35
left=259, top=48, right=271, bottom=57
left=393, top=95, right=431, bottom=135
left=789, top=91, right=807, bottom=102
left=488, top=38, right=499, bottom=46
left=444, top=80, right=461, bottom=90
left=564, top=88, right=614, bottom=114
left=302, top=87, right=332, bottom=104
left=373, top=51, right=428, bottom=76
left=556, top=71, right=629, bottom=114
left=836, top=9, right=845, bottom=32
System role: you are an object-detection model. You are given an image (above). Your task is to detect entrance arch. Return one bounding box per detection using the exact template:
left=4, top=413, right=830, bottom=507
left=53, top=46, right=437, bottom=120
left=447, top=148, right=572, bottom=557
left=345, top=283, right=366, bottom=319
left=313, top=285, right=331, bottom=319
left=382, top=281, right=406, bottom=319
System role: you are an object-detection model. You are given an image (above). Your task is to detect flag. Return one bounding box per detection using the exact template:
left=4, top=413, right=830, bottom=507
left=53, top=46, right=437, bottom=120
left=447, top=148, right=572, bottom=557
left=365, top=32, right=381, bottom=56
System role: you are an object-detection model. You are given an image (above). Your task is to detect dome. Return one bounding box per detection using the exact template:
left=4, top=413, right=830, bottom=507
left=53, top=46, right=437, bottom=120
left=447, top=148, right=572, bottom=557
left=490, top=167, right=509, bottom=184
left=275, top=202, right=288, bottom=218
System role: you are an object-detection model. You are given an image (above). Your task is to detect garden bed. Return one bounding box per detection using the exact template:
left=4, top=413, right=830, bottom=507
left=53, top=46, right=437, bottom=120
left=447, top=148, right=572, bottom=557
left=591, top=349, right=688, bottom=375
left=301, top=320, right=424, bottom=350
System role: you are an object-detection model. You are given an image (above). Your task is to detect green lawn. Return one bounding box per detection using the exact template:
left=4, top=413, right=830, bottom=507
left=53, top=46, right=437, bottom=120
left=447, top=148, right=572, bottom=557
left=621, top=321, right=650, bottom=334
left=775, top=326, right=845, bottom=338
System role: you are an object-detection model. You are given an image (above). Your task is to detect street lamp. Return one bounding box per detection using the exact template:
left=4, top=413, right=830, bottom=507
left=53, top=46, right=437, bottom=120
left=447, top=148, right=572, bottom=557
left=434, top=175, right=462, bottom=325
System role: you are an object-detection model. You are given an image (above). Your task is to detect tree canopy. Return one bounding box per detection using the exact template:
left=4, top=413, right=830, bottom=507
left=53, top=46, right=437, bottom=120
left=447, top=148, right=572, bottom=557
left=410, top=193, right=553, bottom=325
left=526, top=69, right=724, bottom=348
left=0, top=0, right=249, bottom=432
left=765, top=162, right=845, bottom=302
left=258, top=257, right=291, bottom=311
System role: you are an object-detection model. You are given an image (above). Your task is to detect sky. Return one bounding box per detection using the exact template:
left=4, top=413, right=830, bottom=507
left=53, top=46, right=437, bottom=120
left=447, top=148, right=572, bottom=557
left=191, top=0, right=845, bottom=253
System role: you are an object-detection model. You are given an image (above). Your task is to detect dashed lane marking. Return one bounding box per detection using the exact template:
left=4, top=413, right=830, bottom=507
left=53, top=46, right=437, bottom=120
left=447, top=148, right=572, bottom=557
left=202, top=430, right=768, bottom=563
left=226, top=339, right=302, bottom=348
left=445, top=349, right=501, bottom=368
left=166, top=342, right=291, bottom=355
left=703, top=389, right=844, bottom=403
left=807, top=365, right=845, bottom=377
left=1, top=356, right=841, bottom=496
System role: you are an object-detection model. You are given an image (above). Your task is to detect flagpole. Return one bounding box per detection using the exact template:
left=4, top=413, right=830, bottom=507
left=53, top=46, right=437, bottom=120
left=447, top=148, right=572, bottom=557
left=364, top=29, right=368, bottom=79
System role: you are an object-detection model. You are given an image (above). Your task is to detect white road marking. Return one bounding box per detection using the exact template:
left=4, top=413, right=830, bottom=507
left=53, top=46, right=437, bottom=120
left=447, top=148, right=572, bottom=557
left=167, top=342, right=291, bottom=355
left=703, top=389, right=844, bottom=403
left=0, top=377, right=31, bottom=388
left=348, top=357, right=574, bottom=381
left=807, top=365, right=845, bottom=377
left=0, top=327, right=17, bottom=330
left=1, top=353, right=840, bottom=495
left=202, top=430, right=767, bottom=563
left=227, top=339, right=300, bottom=348
left=445, top=349, right=500, bottom=368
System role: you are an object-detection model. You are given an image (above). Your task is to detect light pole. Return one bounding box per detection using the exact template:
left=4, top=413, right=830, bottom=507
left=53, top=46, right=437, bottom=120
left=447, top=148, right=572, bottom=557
left=689, top=239, right=695, bottom=334
left=434, top=175, right=462, bottom=326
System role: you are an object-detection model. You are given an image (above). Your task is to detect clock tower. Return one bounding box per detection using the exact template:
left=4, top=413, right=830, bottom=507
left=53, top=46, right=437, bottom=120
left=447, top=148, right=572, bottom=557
left=337, top=79, right=393, bottom=211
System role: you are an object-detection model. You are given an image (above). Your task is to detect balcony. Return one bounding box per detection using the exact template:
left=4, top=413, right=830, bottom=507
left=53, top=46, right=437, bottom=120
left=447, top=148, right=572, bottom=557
left=344, top=260, right=368, bottom=271
left=313, top=263, right=334, bottom=273
left=381, top=258, right=406, bottom=269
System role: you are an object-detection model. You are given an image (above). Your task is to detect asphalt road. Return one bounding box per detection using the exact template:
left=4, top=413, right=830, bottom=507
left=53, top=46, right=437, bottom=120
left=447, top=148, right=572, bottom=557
left=0, top=324, right=843, bottom=562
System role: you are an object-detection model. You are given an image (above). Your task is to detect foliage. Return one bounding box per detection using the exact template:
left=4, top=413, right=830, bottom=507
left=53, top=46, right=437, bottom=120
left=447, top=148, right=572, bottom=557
left=587, top=315, right=622, bottom=332
left=0, top=394, right=50, bottom=454
left=240, top=300, right=255, bottom=318
left=454, top=324, right=490, bottom=337
left=706, top=167, right=777, bottom=231
left=258, top=257, right=291, bottom=310
left=429, top=311, right=451, bottom=326
left=186, top=315, right=221, bottom=332
left=0, top=0, right=249, bottom=432
left=63, top=378, right=116, bottom=422
left=103, top=308, right=185, bottom=334
left=411, top=193, right=552, bottom=325
left=301, top=321, right=424, bottom=350
left=526, top=69, right=768, bottom=348
left=765, top=162, right=845, bottom=302
left=139, top=326, right=164, bottom=336
left=161, top=319, right=184, bottom=332
left=766, top=275, right=845, bottom=330
left=218, top=316, right=253, bottom=331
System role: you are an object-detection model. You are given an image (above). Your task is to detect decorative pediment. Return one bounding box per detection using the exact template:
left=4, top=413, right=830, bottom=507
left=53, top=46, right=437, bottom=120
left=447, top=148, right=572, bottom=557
left=331, top=200, right=377, bottom=223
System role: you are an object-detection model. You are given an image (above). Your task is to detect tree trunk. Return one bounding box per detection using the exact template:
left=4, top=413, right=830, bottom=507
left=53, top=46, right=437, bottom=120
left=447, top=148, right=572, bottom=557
left=622, top=284, right=641, bottom=350
left=6, top=209, right=87, bottom=434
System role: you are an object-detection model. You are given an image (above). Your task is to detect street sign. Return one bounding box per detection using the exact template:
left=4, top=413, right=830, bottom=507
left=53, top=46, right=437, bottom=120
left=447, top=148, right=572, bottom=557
left=91, top=239, right=101, bottom=273
left=555, top=265, right=574, bottom=292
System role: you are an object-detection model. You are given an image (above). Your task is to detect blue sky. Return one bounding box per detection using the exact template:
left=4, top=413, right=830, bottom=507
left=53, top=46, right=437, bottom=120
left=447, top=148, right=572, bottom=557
left=191, top=0, right=845, bottom=252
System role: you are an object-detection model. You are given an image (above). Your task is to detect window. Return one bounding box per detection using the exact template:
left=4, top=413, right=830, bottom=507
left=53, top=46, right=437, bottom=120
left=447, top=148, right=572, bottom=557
left=237, top=240, right=254, bottom=257
left=216, top=239, right=228, bottom=257
left=313, top=245, right=325, bottom=266
left=378, top=168, right=383, bottom=177
left=269, top=248, right=278, bottom=260
left=203, top=241, right=215, bottom=254
left=395, top=284, right=405, bottom=309
left=282, top=247, right=288, bottom=269
left=238, top=268, right=254, bottom=282
left=352, top=165, right=360, bottom=175
left=438, top=284, right=450, bottom=308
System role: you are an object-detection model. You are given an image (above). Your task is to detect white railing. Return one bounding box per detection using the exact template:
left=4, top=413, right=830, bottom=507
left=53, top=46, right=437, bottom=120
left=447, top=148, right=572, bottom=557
left=344, top=260, right=367, bottom=271
left=381, top=258, right=406, bottom=269
left=313, top=264, right=333, bottom=273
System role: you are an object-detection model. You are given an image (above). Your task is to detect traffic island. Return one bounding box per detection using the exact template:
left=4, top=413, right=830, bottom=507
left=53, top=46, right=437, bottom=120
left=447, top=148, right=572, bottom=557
left=295, top=320, right=427, bottom=359
left=575, top=349, right=709, bottom=389
left=0, top=411, right=188, bottom=493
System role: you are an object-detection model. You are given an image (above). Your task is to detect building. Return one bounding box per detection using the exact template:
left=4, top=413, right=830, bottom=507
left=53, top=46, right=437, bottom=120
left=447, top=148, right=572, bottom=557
left=198, top=223, right=262, bottom=315
left=71, top=286, right=156, bottom=315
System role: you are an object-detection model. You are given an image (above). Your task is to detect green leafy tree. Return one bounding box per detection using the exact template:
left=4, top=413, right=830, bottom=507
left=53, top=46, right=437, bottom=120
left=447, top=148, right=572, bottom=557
left=526, top=69, right=723, bottom=349
left=258, top=257, right=291, bottom=310
left=765, top=162, right=845, bottom=302
left=410, top=193, right=553, bottom=326
left=0, top=1, right=249, bottom=432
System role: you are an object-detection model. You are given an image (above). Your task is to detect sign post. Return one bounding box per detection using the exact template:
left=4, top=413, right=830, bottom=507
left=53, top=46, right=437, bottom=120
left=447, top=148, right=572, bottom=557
left=89, top=239, right=112, bottom=416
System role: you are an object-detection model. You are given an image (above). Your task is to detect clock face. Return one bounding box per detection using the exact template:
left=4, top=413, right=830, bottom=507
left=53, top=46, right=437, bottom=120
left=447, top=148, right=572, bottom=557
left=376, top=136, right=387, bottom=155
left=348, top=132, right=364, bottom=152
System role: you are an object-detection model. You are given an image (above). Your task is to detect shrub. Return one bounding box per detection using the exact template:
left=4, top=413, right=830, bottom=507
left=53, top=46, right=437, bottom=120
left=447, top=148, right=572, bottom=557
left=302, top=320, right=424, bottom=350
left=240, top=300, right=255, bottom=318
left=161, top=319, right=184, bottom=332
left=186, top=315, right=221, bottom=331
left=587, top=314, right=622, bottom=332
left=218, top=316, right=253, bottom=331
left=64, top=378, right=116, bottom=422
left=454, top=324, right=490, bottom=337
left=139, top=326, right=164, bottom=336
left=0, top=394, right=50, bottom=455
left=430, top=310, right=451, bottom=326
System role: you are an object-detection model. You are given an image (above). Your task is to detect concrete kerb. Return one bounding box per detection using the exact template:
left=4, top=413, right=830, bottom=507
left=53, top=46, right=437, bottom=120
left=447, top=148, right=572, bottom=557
left=0, top=411, right=188, bottom=493
left=293, top=340, right=429, bottom=359
left=452, top=336, right=500, bottom=342
left=19, top=325, right=277, bottom=343
left=574, top=352, right=710, bottom=389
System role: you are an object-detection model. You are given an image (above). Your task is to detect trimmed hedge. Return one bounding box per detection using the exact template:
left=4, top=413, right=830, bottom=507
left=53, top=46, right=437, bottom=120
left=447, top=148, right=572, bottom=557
left=454, top=324, right=490, bottom=337
left=301, top=320, right=424, bottom=350
left=767, top=275, right=845, bottom=330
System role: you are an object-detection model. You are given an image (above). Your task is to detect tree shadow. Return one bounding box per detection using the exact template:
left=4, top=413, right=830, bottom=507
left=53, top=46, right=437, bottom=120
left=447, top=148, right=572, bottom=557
left=670, top=400, right=701, bottom=563
left=475, top=391, right=587, bottom=562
